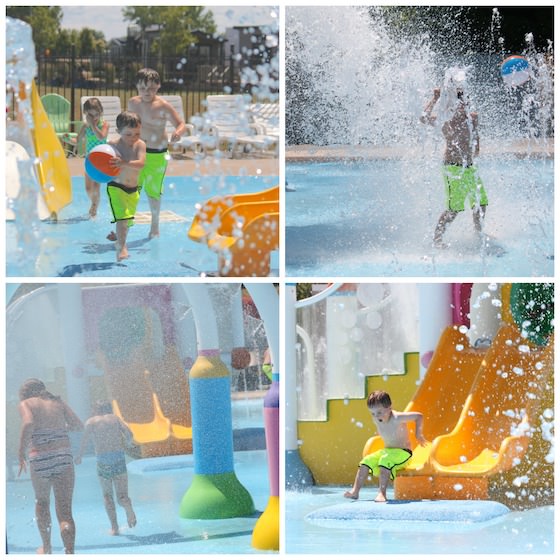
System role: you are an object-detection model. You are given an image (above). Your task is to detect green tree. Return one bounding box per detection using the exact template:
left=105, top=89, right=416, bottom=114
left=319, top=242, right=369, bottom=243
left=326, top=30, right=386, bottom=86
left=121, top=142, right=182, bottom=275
left=55, top=29, right=79, bottom=54
left=123, top=5, right=217, bottom=55
left=77, top=28, right=107, bottom=55
left=6, top=6, right=63, bottom=55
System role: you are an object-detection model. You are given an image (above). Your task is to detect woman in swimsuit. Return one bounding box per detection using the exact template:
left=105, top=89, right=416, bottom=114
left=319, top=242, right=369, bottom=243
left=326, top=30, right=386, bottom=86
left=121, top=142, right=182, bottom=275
left=18, top=378, right=83, bottom=554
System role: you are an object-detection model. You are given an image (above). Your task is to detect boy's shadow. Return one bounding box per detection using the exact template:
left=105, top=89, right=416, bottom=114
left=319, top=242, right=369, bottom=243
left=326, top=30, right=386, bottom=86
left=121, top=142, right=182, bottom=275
left=81, top=236, right=152, bottom=255
left=46, top=215, right=91, bottom=225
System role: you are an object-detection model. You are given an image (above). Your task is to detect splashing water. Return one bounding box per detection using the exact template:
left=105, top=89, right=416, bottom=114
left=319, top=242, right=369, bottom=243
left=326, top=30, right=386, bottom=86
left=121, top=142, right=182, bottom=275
left=6, top=17, right=44, bottom=273
left=286, top=7, right=553, bottom=276
left=287, top=6, right=553, bottom=145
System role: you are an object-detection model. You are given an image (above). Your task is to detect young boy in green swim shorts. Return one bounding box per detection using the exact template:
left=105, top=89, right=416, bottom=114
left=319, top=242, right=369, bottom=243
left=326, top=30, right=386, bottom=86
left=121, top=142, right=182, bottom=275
left=344, top=390, right=426, bottom=502
left=106, top=111, right=146, bottom=261
left=74, top=401, right=137, bottom=536
left=421, top=84, right=489, bottom=248
left=127, top=68, right=187, bottom=238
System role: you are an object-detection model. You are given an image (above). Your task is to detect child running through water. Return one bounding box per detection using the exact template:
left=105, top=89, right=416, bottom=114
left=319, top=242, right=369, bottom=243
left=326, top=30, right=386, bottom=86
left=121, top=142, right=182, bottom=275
left=74, top=98, right=109, bottom=218
left=344, top=390, right=426, bottom=502
left=75, top=401, right=137, bottom=536
left=106, top=111, right=146, bottom=261
left=18, top=378, right=84, bottom=554
left=127, top=67, right=187, bottom=239
left=420, top=71, right=489, bottom=249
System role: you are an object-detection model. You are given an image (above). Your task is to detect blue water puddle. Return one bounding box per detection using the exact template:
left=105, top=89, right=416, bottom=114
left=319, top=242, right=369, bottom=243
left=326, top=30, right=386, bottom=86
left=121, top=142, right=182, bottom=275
left=7, top=174, right=279, bottom=277
left=286, top=156, right=554, bottom=276
left=7, top=451, right=270, bottom=555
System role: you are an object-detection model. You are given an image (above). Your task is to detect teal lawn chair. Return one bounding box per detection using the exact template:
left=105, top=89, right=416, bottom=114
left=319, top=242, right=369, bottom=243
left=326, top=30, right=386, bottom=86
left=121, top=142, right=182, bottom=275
left=40, top=93, right=83, bottom=156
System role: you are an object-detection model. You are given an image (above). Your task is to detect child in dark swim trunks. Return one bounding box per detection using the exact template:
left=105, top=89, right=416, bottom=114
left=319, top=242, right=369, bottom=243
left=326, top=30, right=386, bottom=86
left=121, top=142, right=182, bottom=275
left=105, top=111, right=146, bottom=261
left=344, top=390, right=426, bottom=502
left=18, top=378, right=84, bottom=554
left=75, top=401, right=137, bottom=535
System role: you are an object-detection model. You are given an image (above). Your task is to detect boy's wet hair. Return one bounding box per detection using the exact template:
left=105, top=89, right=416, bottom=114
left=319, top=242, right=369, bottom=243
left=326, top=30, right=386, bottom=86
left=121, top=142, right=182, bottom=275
left=135, top=67, right=161, bottom=85
left=83, top=97, right=104, bottom=114
left=367, top=390, right=392, bottom=408
left=116, top=110, right=141, bottom=131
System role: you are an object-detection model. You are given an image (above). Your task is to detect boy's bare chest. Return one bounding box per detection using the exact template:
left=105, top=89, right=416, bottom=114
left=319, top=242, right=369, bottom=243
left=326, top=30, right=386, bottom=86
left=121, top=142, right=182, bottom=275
left=131, top=101, right=166, bottom=127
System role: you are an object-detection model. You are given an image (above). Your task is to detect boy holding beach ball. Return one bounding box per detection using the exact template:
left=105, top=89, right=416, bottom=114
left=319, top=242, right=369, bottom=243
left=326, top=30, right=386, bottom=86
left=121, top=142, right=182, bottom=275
left=105, top=111, right=146, bottom=262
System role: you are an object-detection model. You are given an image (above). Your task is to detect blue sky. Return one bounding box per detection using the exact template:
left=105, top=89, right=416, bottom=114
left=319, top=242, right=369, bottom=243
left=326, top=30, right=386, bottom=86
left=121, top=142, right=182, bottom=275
left=61, top=5, right=278, bottom=40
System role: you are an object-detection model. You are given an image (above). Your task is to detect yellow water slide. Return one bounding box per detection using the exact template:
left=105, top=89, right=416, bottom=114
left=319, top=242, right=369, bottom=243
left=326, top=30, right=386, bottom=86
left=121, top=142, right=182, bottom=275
left=7, top=82, right=72, bottom=220
left=28, top=82, right=72, bottom=217
left=189, top=185, right=279, bottom=276
left=99, top=346, right=192, bottom=457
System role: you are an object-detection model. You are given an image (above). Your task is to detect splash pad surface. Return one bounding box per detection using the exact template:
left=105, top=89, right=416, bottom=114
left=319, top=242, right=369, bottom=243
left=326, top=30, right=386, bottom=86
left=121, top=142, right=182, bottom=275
left=6, top=400, right=269, bottom=554
left=285, top=153, right=553, bottom=277
left=306, top=498, right=510, bottom=524
left=286, top=487, right=554, bottom=554
left=6, top=174, right=279, bottom=277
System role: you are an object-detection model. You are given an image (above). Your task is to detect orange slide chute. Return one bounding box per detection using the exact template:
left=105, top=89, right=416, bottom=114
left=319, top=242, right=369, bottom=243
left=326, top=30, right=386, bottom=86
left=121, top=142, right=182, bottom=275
left=429, top=325, right=553, bottom=478
left=188, top=185, right=279, bottom=276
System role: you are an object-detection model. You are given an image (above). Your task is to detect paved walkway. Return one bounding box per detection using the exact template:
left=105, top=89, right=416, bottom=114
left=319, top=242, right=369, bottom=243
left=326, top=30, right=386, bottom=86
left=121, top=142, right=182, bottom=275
left=68, top=153, right=278, bottom=177
left=286, top=138, right=554, bottom=162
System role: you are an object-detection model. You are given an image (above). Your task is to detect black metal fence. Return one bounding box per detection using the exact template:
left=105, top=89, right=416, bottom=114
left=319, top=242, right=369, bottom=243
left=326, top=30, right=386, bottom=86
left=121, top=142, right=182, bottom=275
left=35, top=47, right=278, bottom=122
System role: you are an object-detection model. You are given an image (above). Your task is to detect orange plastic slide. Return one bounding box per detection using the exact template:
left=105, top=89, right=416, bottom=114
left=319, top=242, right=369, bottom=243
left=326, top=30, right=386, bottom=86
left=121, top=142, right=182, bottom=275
left=394, top=324, right=553, bottom=500
left=363, top=325, right=485, bottom=474
left=188, top=185, right=279, bottom=242
left=189, top=185, right=279, bottom=276
left=430, top=324, right=553, bottom=477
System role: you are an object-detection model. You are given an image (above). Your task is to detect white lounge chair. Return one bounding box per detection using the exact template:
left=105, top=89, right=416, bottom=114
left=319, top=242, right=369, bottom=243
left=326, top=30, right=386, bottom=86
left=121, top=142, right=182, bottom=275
left=202, top=94, right=260, bottom=156
left=160, top=94, right=203, bottom=157
left=237, top=102, right=280, bottom=156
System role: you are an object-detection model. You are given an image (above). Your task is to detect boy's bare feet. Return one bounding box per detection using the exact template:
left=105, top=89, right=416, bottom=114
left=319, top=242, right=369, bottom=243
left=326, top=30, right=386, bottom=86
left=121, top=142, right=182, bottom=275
left=117, top=247, right=129, bottom=262
left=126, top=508, right=137, bottom=528
left=148, top=230, right=159, bottom=239
left=374, top=492, right=387, bottom=503
left=89, top=204, right=98, bottom=218
left=343, top=490, right=359, bottom=500
left=432, top=239, right=450, bottom=249
left=36, top=546, right=52, bottom=554
left=110, top=526, right=119, bottom=536
left=107, top=231, right=117, bottom=242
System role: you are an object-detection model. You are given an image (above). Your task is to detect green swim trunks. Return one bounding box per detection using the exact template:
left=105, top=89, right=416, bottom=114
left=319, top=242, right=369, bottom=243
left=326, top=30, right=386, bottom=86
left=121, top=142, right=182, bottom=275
left=360, top=448, right=413, bottom=480
left=139, top=148, right=168, bottom=200
left=107, top=181, right=140, bottom=225
left=442, top=165, right=489, bottom=212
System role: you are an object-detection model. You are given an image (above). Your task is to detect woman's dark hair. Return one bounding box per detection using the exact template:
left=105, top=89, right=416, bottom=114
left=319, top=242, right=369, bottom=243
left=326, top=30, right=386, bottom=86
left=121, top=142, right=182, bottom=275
left=19, top=378, right=59, bottom=401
